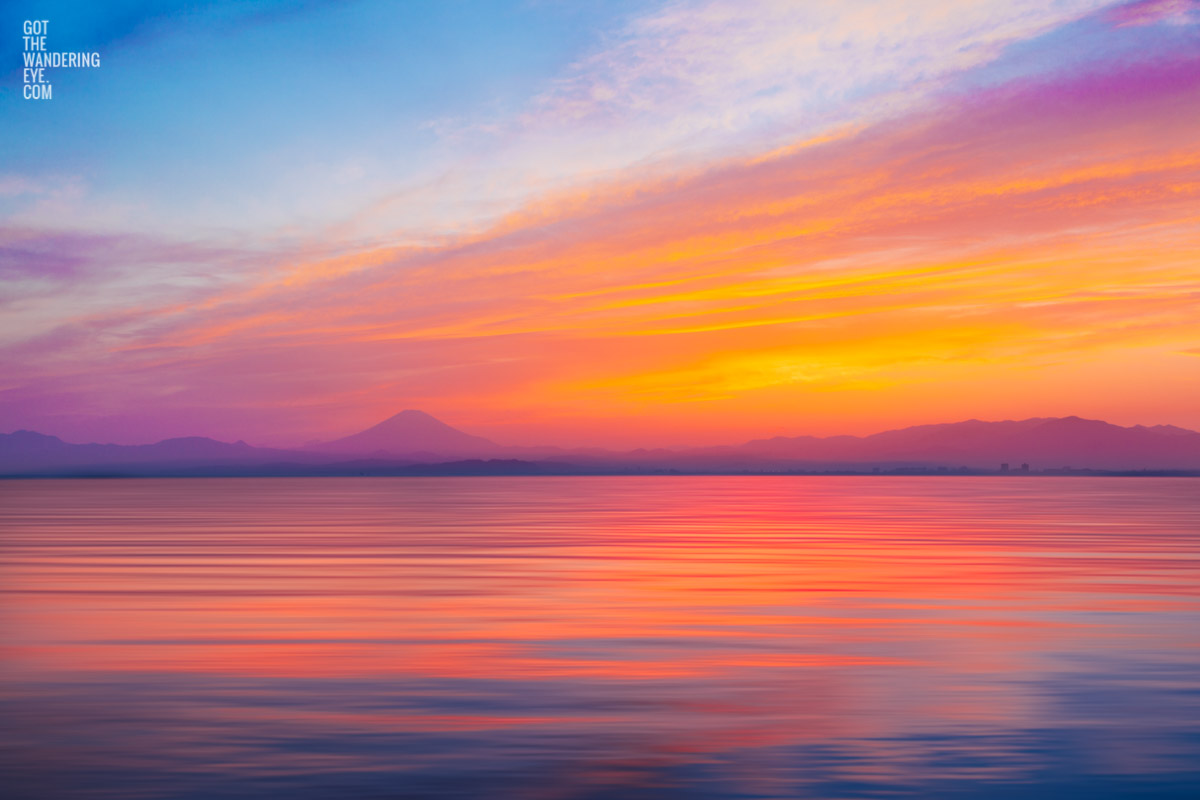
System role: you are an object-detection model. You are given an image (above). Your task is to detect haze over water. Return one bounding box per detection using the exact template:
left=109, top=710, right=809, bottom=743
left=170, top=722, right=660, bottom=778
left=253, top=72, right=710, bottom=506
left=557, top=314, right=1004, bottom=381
left=2, top=476, right=1199, bottom=798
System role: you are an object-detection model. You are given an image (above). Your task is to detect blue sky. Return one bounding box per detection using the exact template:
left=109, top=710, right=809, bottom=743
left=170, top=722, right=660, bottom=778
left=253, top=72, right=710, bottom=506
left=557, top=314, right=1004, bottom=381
left=3, top=1, right=636, bottom=237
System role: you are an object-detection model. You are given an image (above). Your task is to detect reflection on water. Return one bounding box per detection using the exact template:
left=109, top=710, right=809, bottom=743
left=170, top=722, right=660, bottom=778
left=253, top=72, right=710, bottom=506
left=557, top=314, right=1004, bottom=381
left=1, top=477, right=1198, bottom=798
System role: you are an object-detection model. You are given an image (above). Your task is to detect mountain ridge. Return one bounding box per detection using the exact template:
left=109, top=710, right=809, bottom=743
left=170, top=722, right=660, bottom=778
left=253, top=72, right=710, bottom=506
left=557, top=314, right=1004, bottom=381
left=3, top=412, right=1200, bottom=475
left=727, top=415, right=1200, bottom=469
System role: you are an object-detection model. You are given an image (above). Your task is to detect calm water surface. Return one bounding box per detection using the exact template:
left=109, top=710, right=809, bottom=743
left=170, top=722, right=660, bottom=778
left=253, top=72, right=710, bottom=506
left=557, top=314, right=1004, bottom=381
left=1, top=477, right=1198, bottom=798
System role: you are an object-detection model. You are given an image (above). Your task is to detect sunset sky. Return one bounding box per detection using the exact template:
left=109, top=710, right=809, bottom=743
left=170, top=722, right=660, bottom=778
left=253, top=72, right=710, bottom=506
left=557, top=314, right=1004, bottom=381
left=2, top=0, right=1198, bottom=448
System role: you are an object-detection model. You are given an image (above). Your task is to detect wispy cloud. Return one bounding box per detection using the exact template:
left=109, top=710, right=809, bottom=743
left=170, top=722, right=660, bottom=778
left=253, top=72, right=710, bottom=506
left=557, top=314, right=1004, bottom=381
left=1107, top=0, right=1200, bottom=26
left=355, top=0, right=1119, bottom=242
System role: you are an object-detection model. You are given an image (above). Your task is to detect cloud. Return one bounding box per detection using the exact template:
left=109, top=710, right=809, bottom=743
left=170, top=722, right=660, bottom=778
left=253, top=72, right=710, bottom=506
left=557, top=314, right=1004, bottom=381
left=358, top=0, right=1120, bottom=243
left=530, top=0, right=1113, bottom=135
left=1106, top=0, right=1200, bottom=27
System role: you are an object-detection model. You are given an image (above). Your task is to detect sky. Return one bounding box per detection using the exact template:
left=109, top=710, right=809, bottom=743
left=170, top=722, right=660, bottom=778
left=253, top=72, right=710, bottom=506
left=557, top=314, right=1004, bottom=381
left=1, top=0, right=1198, bottom=448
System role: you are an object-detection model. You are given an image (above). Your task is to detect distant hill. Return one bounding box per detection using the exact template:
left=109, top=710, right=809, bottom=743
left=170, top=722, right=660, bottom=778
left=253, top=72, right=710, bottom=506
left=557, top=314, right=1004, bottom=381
left=308, top=409, right=501, bottom=457
left=729, top=416, right=1200, bottom=470
left=0, top=427, right=570, bottom=478
left=0, top=430, right=326, bottom=475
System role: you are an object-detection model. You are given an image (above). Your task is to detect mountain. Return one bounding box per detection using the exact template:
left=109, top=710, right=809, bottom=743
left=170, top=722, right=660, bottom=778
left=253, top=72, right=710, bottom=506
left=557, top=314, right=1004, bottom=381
left=309, top=409, right=501, bottom=457
left=298, top=412, right=1200, bottom=470
left=0, top=430, right=327, bottom=475
left=730, top=416, right=1200, bottom=470
left=3, top=414, right=1199, bottom=477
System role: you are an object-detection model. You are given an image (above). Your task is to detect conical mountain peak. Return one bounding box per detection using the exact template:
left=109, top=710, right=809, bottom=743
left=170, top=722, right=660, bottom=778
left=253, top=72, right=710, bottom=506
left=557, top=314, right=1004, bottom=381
left=314, top=410, right=499, bottom=456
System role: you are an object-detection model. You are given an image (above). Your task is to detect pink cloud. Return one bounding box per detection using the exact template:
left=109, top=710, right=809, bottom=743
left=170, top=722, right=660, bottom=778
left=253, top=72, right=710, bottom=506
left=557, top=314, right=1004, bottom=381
left=1107, top=0, right=1199, bottom=27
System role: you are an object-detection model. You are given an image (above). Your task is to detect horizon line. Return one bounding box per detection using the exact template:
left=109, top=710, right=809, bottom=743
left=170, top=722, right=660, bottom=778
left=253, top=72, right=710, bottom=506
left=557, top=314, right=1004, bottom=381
left=5, top=411, right=1197, bottom=452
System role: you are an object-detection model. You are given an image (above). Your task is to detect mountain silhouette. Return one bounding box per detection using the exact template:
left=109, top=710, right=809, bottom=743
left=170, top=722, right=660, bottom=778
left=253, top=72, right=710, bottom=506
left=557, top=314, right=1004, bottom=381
left=732, top=416, right=1200, bottom=469
left=309, top=409, right=500, bottom=457
left=0, top=430, right=319, bottom=473
left=3, top=414, right=1200, bottom=476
